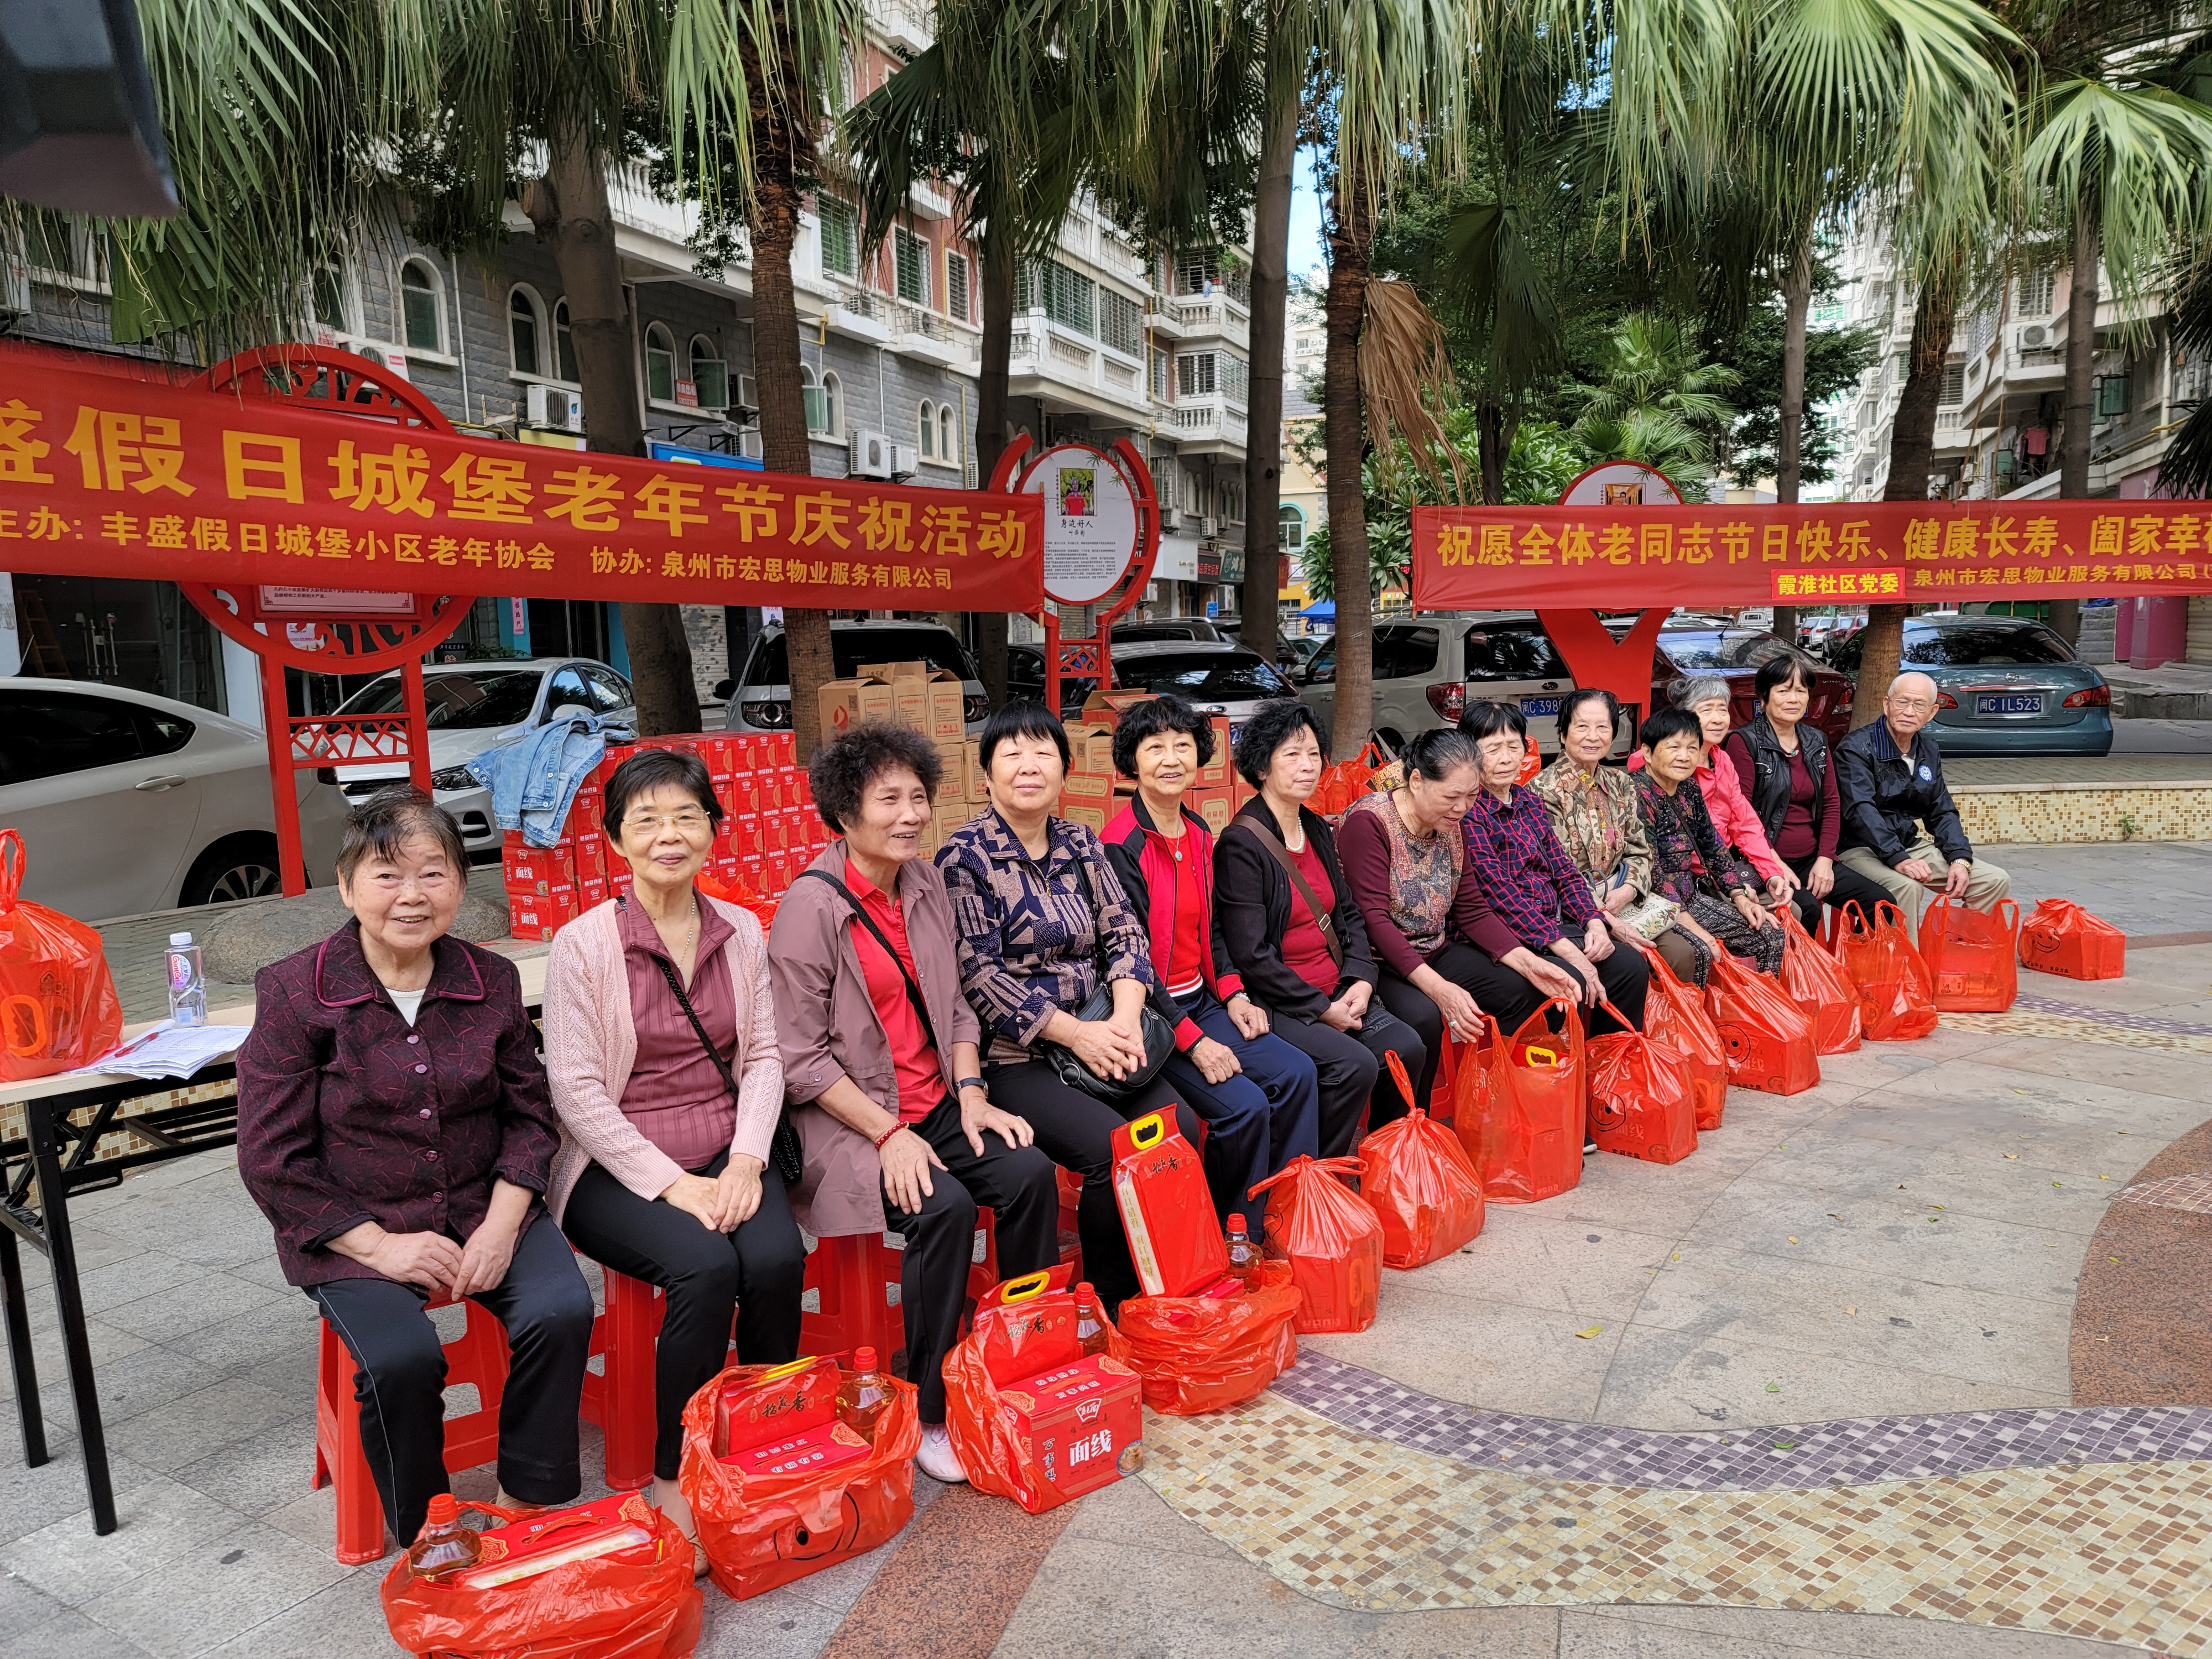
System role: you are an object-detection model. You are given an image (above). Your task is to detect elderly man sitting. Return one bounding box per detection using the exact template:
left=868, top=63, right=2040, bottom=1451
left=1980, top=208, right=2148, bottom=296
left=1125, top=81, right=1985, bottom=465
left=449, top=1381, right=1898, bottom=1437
left=1833, top=670, right=2010, bottom=930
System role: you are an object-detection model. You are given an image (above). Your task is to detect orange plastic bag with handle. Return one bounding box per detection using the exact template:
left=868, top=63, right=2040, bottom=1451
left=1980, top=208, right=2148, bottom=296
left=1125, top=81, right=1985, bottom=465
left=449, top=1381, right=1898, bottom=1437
left=1917, top=897, right=2020, bottom=1012
left=1703, top=950, right=1820, bottom=1095
left=1251, top=1155, right=1381, bottom=1332
left=1359, top=1054, right=1485, bottom=1266
left=1115, top=1258, right=1302, bottom=1415
left=1777, top=909, right=1862, bottom=1053
left=1474, top=1000, right=1586, bottom=1204
left=679, top=1358, right=920, bottom=1600
left=380, top=1495, right=703, bottom=1659
left=1586, top=999, right=1698, bottom=1165
left=942, top=1265, right=1142, bottom=1513
left=1630, top=941, right=1728, bottom=1131
left=2018, top=899, right=2125, bottom=981
left=1832, top=901, right=1939, bottom=1041
left=0, top=831, right=124, bottom=1082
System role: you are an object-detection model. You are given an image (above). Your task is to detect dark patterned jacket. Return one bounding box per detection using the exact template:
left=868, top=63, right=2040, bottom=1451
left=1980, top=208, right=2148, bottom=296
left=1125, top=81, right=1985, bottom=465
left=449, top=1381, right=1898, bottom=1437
left=1631, top=769, right=1760, bottom=907
left=935, top=806, right=1156, bottom=1063
left=237, top=922, right=560, bottom=1287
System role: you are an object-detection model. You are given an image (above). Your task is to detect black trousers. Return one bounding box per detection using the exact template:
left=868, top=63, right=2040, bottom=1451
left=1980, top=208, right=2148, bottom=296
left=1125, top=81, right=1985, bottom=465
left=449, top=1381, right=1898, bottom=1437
left=886, top=1093, right=1062, bottom=1422
left=561, top=1151, right=805, bottom=1480
left=1388, top=939, right=1647, bottom=1067
left=1782, top=851, right=1893, bottom=932
left=1267, top=1003, right=1427, bottom=1157
left=310, top=1215, right=594, bottom=1547
left=982, top=1060, right=1201, bottom=1316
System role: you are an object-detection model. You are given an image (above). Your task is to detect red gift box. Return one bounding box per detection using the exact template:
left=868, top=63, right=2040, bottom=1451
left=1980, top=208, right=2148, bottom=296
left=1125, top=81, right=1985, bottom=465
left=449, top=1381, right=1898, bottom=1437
left=1111, top=1111, right=1228, bottom=1298
left=999, top=1355, right=1143, bottom=1505
left=723, top=1420, right=873, bottom=1480
left=502, top=842, right=575, bottom=896
left=508, top=883, right=578, bottom=940
left=712, top=1356, right=841, bottom=1458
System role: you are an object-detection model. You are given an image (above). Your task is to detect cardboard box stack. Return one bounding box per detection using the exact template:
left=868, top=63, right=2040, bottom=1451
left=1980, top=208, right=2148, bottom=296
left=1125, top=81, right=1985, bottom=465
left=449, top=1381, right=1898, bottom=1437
left=1062, top=687, right=1256, bottom=837
left=816, top=660, right=993, bottom=858
left=504, top=729, right=833, bottom=940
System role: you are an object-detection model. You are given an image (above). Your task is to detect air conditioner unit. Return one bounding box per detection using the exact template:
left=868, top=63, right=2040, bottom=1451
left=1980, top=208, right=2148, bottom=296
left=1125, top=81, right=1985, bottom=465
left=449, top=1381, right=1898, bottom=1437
left=2013, top=321, right=2053, bottom=351
left=849, top=429, right=894, bottom=478
left=1157, top=505, right=1182, bottom=531
left=737, top=430, right=764, bottom=461
left=1198, top=515, right=1219, bottom=539
left=527, top=383, right=583, bottom=432
left=735, top=375, right=760, bottom=425
left=890, top=444, right=919, bottom=479
left=1, top=257, right=30, bottom=319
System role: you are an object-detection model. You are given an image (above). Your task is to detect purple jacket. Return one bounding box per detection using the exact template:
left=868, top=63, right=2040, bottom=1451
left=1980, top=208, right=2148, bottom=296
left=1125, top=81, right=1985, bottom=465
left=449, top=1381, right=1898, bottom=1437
left=237, top=922, right=561, bottom=1288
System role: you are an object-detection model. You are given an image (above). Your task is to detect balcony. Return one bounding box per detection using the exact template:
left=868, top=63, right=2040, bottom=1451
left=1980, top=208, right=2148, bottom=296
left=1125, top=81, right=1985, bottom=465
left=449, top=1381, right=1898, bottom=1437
left=1007, top=315, right=1152, bottom=419
left=897, top=304, right=969, bottom=368
left=1170, top=292, right=1249, bottom=350
left=1169, top=393, right=1248, bottom=458
left=830, top=285, right=894, bottom=345
left=1145, top=301, right=1186, bottom=341
left=865, top=0, right=931, bottom=51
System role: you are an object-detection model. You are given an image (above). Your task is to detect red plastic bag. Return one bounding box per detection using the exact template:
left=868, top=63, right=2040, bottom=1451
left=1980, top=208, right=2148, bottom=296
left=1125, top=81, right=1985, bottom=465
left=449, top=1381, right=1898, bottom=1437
left=1473, top=1000, right=1587, bottom=1205
left=1251, top=1155, right=1381, bottom=1333
left=1112, top=1109, right=1229, bottom=1297
left=1918, top=898, right=2020, bottom=1012
left=1777, top=909, right=1863, bottom=1053
left=1833, top=901, right=1939, bottom=1041
left=1703, top=950, right=1820, bottom=1095
left=2018, top=899, right=2125, bottom=981
left=1116, top=1258, right=1302, bottom=1414
left=1631, top=941, right=1729, bottom=1131
left=679, top=1358, right=920, bottom=1600
left=695, top=868, right=776, bottom=928
left=1586, top=1000, right=1698, bottom=1165
left=380, top=1495, right=702, bottom=1659
left=0, top=831, right=124, bottom=1082
left=1361, top=1055, right=1485, bottom=1266
left=942, top=1266, right=1142, bottom=1512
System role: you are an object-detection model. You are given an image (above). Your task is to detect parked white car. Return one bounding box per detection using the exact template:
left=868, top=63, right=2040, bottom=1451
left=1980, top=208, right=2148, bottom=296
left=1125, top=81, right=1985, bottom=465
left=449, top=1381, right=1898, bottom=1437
left=328, top=658, right=635, bottom=854
left=0, top=678, right=349, bottom=921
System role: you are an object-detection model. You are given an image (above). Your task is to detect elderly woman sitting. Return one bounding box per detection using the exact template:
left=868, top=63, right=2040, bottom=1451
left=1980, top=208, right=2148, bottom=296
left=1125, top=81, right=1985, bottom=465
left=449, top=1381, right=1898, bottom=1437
left=1631, top=707, right=1785, bottom=979
left=239, top=789, right=592, bottom=1552
left=769, top=722, right=1060, bottom=1485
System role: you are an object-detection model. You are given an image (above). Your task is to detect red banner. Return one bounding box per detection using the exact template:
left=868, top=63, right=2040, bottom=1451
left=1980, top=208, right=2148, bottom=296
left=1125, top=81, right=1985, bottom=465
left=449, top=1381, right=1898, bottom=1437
left=1413, top=500, right=2212, bottom=611
left=0, top=350, right=1043, bottom=611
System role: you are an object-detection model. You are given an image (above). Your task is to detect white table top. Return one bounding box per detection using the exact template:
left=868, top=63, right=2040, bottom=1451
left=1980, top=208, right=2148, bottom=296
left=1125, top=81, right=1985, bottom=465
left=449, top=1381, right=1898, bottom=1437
left=0, top=952, right=550, bottom=1110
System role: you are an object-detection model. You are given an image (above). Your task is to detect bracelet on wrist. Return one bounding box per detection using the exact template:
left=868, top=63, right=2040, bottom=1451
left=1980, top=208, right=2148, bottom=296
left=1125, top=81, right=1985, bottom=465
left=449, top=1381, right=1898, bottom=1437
left=872, top=1121, right=904, bottom=1151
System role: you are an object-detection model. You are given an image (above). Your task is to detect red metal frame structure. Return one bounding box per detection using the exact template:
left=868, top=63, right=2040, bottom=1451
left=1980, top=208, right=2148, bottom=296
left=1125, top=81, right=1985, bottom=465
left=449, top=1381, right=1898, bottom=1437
left=988, top=436, right=1162, bottom=713
left=178, top=346, right=469, bottom=895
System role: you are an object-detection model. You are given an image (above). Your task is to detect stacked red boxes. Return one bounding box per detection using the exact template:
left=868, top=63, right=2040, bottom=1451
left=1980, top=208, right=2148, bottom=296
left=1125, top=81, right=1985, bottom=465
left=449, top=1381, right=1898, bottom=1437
left=503, top=831, right=579, bottom=941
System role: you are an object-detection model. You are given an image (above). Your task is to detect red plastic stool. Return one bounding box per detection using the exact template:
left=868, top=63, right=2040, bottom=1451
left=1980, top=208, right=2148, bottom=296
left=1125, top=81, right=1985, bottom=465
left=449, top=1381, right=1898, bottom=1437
left=801, top=1230, right=896, bottom=1357
left=312, top=1296, right=512, bottom=1565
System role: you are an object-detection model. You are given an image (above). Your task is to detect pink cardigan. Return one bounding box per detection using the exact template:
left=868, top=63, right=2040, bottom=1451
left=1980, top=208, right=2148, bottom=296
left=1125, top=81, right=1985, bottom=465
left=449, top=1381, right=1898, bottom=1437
left=541, top=895, right=783, bottom=1224
left=1628, top=748, right=1786, bottom=884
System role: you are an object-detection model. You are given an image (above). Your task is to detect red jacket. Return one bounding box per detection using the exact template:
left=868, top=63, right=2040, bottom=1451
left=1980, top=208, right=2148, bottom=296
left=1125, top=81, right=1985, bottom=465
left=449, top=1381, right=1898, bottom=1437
left=1102, top=796, right=1245, bottom=1050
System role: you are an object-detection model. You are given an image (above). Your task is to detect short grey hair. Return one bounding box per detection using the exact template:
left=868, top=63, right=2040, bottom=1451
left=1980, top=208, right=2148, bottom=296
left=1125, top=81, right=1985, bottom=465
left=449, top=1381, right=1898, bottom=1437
left=335, top=786, right=467, bottom=885
left=1887, top=670, right=1940, bottom=700
left=1670, top=675, right=1732, bottom=710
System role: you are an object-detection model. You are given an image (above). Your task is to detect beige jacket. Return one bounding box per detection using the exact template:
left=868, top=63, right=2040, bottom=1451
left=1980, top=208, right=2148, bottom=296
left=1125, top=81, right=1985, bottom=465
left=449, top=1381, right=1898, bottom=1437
left=540, top=894, right=782, bottom=1224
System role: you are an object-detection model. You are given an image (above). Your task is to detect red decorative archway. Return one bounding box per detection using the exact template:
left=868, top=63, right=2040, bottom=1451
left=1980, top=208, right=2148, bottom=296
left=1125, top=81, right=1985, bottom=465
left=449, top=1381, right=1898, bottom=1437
left=181, top=346, right=471, bottom=894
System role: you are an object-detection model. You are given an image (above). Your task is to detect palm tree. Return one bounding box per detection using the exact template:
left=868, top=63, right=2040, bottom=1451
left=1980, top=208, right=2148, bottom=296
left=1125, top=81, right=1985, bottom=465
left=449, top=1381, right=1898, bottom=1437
left=1562, top=313, right=1741, bottom=488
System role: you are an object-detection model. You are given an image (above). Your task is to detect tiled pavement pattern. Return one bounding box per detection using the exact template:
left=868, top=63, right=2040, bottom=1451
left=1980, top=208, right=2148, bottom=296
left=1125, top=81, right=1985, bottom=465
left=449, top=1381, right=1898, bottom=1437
left=1134, top=1390, right=2212, bottom=1648
left=2116, top=1173, right=2212, bottom=1216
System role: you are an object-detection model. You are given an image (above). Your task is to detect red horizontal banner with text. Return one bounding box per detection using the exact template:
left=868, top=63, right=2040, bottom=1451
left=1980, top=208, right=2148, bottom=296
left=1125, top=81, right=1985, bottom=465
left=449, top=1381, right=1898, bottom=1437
left=1413, top=500, right=2212, bottom=611
left=0, top=351, right=1043, bottom=610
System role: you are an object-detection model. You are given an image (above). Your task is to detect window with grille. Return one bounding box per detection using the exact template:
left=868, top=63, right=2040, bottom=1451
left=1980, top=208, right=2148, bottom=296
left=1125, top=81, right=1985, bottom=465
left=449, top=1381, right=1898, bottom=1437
left=1938, top=362, right=1965, bottom=406
left=1101, top=289, right=1142, bottom=356
left=1150, top=347, right=1171, bottom=400
left=820, top=198, right=859, bottom=278
left=2017, top=269, right=2055, bottom=316
left=1180, top=252, right=1219, bottom=294
left=1046, top=261, right=1095, bottom=335
left=400, top=262, right=442, bottom=352
left=1222, top=352, right=1248, bottom=403
left=1177, top=352, right=1217, bottom=397
left=946, top=251, right=970, bottom=322
left=895, top=226, right=930, bottom=305
left=645, top=324, right=677, bottom=402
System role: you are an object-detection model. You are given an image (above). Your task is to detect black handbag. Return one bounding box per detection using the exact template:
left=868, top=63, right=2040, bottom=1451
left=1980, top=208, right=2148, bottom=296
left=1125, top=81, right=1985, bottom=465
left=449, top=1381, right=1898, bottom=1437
left=621, top=894, right=803, bottom=1184
left=1034, top=854, right=1178, bottom=1101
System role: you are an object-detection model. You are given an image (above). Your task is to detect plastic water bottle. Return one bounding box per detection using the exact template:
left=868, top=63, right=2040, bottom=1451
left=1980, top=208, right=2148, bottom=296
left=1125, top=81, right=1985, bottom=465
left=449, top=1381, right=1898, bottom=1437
left=836, top=1347, right=890, bottom=1442
left=1074, top=1283, right=1110, bottom=1357
left=165, top=933, right=206, bottom=1027
left=1225, top=1217, right=1264, bottom=1292
left=406, top=1493, right=483, bottom=1583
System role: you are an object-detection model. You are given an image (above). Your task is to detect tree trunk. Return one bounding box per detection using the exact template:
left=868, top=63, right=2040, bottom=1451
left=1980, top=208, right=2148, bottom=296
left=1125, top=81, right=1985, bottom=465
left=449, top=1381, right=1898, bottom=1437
left=1477, top=399, right=1509, bottom=505
left=1239, top=80, right=1298, bottom=665
left=972, top=233, right=1017, bottom=706
left=745, top=30, right=833, bottom=759
left=1324, top=164, right=1375, bottom=757
left=1772, top=230, right=1813, bottom=648
left=1856, top=271, right=1960, bottom=725
left=2050, top=211, right=2100, bottom=649
left=528, top=125, right=700, bottom=735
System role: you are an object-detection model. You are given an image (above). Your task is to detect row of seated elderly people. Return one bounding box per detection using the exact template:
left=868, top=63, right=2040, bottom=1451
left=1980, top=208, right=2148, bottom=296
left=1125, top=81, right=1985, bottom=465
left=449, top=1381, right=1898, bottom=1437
left=234, top=649, right=2006, bottom=1573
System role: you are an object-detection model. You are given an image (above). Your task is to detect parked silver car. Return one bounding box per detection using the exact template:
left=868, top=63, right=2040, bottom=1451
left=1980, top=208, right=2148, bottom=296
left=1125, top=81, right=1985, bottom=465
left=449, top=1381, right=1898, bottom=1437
left=719, top=620, right=990, bottom=736
left=329, top=658, right=635, bottom=854
left=1006, top=640, right=1298, bottom=742
left=0, top=677, right=348, bottom=920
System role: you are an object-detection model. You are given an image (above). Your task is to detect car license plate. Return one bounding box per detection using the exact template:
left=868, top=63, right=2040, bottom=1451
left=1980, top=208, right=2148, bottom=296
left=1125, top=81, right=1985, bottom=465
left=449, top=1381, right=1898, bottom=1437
left=1521, top=696, right=1562, bottom=717
left=1974, top=693, right=2044, bottom=716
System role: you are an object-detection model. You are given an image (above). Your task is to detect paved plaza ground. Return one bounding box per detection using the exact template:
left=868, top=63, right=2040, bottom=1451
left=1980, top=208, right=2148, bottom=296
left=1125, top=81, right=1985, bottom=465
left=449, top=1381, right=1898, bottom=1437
left=8, top=836, right=2208, bottom=1657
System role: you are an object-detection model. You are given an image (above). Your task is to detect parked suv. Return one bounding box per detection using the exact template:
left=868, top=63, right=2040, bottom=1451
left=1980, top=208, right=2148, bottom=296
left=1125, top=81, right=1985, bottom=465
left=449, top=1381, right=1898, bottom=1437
left=718, top=620, right=990, bottom=735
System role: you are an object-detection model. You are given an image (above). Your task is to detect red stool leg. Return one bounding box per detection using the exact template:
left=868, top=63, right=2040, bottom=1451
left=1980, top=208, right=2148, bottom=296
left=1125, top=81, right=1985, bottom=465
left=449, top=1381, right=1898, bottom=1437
left=441, top=1300, right=507, bottom=1473
left=599, top=1270, right=662, bottom=1491
left=314, top=1322, right=395, bottom=1567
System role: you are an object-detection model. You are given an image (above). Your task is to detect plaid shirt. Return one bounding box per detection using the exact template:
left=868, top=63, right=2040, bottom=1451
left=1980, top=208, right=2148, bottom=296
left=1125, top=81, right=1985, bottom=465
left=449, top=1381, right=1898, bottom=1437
left=1462, top=784, right=1600, bottom=951
left=935, top=806, right=1155, bottom=1061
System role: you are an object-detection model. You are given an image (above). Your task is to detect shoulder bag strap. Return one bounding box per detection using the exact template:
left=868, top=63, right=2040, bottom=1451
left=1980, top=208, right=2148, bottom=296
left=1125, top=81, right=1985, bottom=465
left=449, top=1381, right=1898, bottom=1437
left=795, top=869, right=937, bottom=1045
left=1063, top=848, right=1114, bottom=987
left=619, top=894, right=747, bottom=1104
left=1232, top=820, right=1344, bottom=971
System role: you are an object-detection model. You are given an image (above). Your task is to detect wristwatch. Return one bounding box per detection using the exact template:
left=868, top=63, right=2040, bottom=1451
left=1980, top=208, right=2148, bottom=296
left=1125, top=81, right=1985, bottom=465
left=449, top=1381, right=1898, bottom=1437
left=956, top=1076, right=989, bottom=1097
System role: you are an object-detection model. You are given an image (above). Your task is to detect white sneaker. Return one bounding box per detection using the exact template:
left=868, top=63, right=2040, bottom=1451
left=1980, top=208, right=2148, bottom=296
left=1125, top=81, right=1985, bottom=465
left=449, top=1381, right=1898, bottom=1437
left=916, top=1423, right=968, bottom=1484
